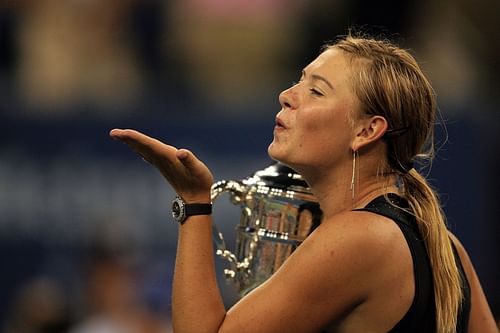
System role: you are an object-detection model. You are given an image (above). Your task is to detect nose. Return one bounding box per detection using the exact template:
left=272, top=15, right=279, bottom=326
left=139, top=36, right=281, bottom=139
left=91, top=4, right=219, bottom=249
left=279, top=85, right=298, bottom=110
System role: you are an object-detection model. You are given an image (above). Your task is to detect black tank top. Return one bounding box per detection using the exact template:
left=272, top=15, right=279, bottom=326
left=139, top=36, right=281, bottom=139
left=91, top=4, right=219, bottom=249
left=353, top=194, right=471, bottom=333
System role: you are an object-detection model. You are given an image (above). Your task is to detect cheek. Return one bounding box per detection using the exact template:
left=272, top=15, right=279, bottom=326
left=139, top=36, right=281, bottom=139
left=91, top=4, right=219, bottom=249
left=294, top=121, right=331, bottom=154
left=299, top=113, right=334, bottom=140
left=301, top=112, right=352, bottom=151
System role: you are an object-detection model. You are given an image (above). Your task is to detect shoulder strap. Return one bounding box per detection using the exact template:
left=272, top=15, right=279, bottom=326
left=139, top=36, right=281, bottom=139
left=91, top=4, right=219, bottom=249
left=354, top=193, right=436, bottom=333
left=353, top=193, right=416, bottom=231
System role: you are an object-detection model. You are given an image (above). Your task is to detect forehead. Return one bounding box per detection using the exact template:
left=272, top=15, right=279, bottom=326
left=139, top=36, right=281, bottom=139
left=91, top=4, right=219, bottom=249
left=304, top=48, right=353, bottom=82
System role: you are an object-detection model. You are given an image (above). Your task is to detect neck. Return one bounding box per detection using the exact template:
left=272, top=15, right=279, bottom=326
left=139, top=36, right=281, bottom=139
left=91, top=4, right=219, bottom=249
left=298, top=164, right=399, bottom=220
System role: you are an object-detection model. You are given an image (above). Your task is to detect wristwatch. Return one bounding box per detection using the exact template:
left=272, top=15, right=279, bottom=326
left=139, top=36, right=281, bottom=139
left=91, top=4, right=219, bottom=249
left=171, top=195, right=212, bottom=224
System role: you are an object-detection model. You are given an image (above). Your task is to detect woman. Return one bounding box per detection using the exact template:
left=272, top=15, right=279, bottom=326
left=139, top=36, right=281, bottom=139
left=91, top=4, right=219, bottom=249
left=110, top=35, right=497, bottom=332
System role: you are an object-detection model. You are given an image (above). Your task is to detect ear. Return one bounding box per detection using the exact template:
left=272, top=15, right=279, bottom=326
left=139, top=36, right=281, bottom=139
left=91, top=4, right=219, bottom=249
left=351, top=116, right=388, bottom=151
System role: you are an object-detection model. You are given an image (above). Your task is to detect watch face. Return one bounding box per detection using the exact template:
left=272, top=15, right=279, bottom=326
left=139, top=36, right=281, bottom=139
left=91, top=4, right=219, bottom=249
left=172, top=197, right=185, bottom=222
left=171, top=195, right=211, bottom=223
left=172, top=201, right=180, bottom=216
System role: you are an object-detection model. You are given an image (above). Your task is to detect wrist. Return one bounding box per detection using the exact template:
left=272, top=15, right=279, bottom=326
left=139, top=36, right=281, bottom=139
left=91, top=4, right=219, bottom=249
left=178, top=191, right=212, bottom=204
left=171, top=195, right=212, bottom=224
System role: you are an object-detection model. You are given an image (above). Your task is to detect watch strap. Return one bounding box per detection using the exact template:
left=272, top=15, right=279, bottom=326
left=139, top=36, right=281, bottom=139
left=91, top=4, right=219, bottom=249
left=184, top=202, right=212, bottom=216
left=172, top=195, right=212, bottom=224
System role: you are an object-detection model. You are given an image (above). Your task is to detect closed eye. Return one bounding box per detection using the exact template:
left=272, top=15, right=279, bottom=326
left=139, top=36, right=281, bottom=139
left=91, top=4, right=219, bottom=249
left=310, top=88, right=324, bottom=96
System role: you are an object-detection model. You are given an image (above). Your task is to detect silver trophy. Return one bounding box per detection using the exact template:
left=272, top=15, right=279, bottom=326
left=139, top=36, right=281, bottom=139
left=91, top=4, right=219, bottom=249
left=211, top=162, right=322, bottom=297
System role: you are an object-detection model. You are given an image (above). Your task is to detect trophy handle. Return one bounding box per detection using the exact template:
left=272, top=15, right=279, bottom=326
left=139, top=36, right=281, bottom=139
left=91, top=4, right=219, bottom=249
left=211, top=179, right=246, bottom=204
left=210, top=180, right=247, bottom=280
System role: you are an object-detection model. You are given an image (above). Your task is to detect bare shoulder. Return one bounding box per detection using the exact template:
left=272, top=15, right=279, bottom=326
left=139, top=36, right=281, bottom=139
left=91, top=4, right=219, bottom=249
left=278, top=210, right=414, bottom=330
left=448, top=233, right=471, bottom=269
left=306, top=209, right=412, bottom=267
left=448, top=232, right=481, bottom=286
left=284, top=209, right=411, bottom=289
left=310, top=209, right=410, bottom=257
left=318, top=209, right=404, bottom=236
left=221, top=210, right=413, bottom=333
left=312, top=210, right=414, bottom=289
left=279, top=208, right=409, bottom=283
left=293, top=210, right=413, bottom=305
left=448, top=232, right=498, bottom=333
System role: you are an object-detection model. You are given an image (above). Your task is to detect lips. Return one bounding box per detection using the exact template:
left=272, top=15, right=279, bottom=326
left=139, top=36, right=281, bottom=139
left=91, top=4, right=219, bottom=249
left=275, top=116, right=287, bottom=129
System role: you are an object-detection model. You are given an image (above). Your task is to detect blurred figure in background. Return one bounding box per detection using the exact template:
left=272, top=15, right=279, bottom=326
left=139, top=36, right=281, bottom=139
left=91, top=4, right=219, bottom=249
left=165, top=0, right=306, bottom=112
left=69, top=251, right=171, bottom=333
left=14, top=0, right=143, bottom=117
left=3, top=277, right=72, bottom=333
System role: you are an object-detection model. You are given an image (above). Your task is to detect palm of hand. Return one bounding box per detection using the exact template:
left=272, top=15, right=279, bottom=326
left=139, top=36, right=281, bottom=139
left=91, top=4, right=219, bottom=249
left=110, top=129, right=213, bottom=202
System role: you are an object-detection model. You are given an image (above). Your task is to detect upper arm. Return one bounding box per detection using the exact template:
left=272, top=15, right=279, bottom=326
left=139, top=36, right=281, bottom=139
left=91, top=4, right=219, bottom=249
left=217, top=211, right=403, bottom=333
left=449, top=233, right=498, bottom=333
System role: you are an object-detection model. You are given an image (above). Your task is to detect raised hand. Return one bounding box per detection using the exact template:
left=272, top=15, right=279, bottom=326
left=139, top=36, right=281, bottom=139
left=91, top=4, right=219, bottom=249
left=110, top=129, right=213, bottom=203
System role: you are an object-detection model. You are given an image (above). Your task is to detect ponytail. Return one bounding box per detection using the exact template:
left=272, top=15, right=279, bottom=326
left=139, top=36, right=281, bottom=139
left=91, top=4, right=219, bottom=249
left=402, top=169, right=462, bottom=333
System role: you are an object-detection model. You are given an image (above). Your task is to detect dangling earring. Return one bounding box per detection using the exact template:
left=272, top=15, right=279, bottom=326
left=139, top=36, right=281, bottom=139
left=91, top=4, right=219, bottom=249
left=350, top=149, right=358, bottom=200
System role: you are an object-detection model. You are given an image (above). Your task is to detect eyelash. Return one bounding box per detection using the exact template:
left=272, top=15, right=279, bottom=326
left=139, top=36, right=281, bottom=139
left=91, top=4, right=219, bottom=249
left=309, top=88, right=323, bottom=96
left=291, top=81, right=324, bottom=96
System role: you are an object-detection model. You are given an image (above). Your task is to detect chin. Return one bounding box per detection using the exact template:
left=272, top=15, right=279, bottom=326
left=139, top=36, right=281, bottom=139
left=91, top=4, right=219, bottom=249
left=267, top=146, right=295, bottom=170
left=267, top=142, right=285, bottom=162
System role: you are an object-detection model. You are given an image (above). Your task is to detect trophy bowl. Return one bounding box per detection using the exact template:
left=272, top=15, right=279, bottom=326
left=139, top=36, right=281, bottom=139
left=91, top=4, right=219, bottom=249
left=211, top=162, right=322, bottom=297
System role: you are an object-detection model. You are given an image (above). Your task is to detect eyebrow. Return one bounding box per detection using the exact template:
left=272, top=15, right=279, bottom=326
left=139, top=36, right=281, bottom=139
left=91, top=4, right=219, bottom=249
left=302, top=70, right=334, bottom=90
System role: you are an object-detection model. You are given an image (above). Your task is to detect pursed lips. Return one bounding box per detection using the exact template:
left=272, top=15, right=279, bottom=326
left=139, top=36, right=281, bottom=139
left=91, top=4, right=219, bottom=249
left=275, top=116, right=287, bottom=130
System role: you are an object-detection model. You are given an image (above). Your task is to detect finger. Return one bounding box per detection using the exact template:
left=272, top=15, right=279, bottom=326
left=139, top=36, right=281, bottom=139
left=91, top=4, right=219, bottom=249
left=110, top=128, right=178, bottom=162
left=109, top=128, right=125, bottom=139
left=174, top=149, right=213, bottom=199
left=176, top=148, right=199, bottom=170
left=176, top=149, right=209, bottom=178
left=110, top=129, right=158, bottom=161
left=110, top=129, right=159, bottom=146
left=109, top=128, right=144, bottom=141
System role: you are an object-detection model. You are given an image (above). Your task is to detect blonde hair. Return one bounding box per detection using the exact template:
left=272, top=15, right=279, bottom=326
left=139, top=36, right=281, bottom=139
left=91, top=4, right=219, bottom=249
left=328, top=35, right=462, bottom=333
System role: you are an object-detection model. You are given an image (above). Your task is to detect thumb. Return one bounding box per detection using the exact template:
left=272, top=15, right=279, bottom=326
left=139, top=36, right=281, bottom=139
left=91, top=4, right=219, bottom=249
left=176, top=149, right=199, bottom=170
left=176, top=148, right=212, bottom=184
left=174, top=148, right=213, bottom=196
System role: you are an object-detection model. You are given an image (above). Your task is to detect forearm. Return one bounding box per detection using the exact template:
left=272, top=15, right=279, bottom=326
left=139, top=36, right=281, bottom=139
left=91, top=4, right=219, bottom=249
left=172, top=215, right=226, bottom=333
left=109, top=129, right=224, bottom=330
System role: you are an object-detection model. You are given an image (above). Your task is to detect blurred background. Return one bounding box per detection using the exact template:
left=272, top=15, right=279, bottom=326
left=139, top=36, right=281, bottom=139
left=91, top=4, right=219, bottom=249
left=0, top=0, right=499, bottom=332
